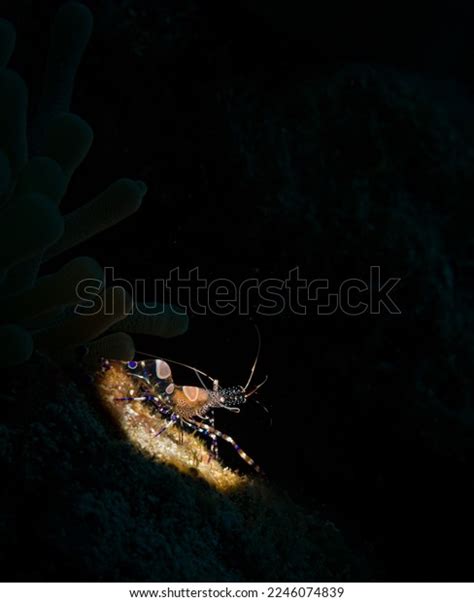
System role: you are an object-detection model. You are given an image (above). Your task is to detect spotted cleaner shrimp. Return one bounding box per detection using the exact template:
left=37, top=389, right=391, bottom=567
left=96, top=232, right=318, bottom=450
left=100, top=329, right=267, bottom=472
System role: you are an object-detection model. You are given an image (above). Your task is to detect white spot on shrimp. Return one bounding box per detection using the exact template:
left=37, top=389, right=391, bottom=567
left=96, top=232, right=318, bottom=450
left=155, top=359, right=172, bottom=380
left=183, top=386, right=200, bottom=402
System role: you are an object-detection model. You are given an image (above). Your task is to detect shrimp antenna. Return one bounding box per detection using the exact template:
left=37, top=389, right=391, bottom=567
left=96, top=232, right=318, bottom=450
left=254, top=398, right=272, bottom=427
left=194, top=369, right=211, bottom=391
left=135, top=350, right=216, bottom=385
left=245, top=374, right=268, bottom=398
left=243, top=324, right=261, bottom=392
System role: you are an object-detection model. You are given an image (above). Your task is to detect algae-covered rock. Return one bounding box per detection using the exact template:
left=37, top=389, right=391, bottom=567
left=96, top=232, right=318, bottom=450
left=0, top=353, right=370, bottom=581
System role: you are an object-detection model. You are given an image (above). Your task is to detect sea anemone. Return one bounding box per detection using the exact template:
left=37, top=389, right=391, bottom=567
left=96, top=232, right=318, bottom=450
left=0, top=2, right=187, bottom=366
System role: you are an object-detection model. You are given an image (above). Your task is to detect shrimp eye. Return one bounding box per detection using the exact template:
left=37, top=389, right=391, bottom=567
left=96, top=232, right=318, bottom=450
left=220, top=396, right=225, bottom=402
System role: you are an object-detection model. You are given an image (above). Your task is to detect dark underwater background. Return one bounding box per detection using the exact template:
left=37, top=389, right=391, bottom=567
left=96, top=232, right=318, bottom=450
left=1, top=0, right=474, bottom=581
